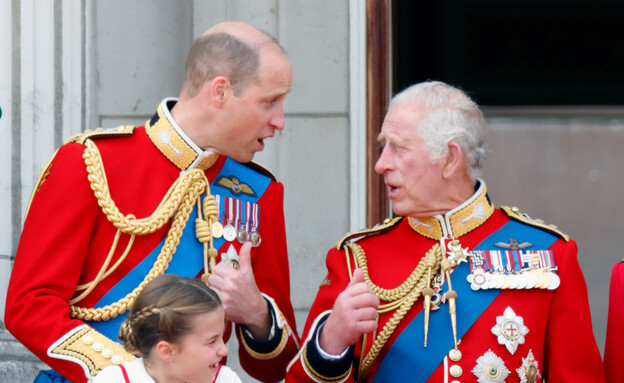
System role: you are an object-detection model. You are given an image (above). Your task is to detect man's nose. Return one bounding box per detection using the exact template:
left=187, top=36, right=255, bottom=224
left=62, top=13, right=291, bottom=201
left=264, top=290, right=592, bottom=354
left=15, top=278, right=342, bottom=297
left=374, top=147, right=390, bottom=174
left=270, top=104, right=285, bottom=131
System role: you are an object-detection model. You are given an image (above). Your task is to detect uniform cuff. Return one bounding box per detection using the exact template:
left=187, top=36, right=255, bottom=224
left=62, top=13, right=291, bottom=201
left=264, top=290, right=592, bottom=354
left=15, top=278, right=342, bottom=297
left=303, top=315, right=354, bottom=381
left=238, top=295, right=289, bottom=359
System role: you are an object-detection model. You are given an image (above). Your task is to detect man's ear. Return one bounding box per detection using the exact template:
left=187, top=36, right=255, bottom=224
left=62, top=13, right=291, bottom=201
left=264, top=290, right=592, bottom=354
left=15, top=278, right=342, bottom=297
left=155, top=340, right=176, bottom=362
left=206, top=76, right=231, bottom=108
left=442, top=141, right=465, bottom=179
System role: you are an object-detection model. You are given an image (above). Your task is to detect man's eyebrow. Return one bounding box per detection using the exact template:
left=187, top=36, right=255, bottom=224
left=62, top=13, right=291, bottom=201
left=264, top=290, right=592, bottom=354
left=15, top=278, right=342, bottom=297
left=376, top=132, right=386, bottom=144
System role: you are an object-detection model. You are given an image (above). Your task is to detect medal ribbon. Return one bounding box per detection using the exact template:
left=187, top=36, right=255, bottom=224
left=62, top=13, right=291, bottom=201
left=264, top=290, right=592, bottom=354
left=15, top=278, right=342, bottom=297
left=215, top=194, right=221, bottom=224
left=252, top=203, right=260, bottom=232
left=235, top=198, right=241, bottom=229
left=226, top=197, right=234, bottom=227
left=245, top=201, right=252, bottom=232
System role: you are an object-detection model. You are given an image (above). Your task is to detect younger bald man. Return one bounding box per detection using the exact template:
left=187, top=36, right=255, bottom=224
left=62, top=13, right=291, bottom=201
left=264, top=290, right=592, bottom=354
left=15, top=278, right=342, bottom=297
left=6, top=22, right=299, bottom=383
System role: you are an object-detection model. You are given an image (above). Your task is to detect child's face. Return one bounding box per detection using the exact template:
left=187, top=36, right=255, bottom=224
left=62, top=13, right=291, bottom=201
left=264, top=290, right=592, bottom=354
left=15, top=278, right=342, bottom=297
left=169, top=309, right=228, bottom=383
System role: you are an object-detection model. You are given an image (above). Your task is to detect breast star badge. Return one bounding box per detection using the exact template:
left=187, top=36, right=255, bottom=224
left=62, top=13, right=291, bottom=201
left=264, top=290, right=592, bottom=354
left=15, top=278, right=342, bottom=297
left=472, top=349, right=511, bottom=383
left=491, top=307, right=529, bottom=354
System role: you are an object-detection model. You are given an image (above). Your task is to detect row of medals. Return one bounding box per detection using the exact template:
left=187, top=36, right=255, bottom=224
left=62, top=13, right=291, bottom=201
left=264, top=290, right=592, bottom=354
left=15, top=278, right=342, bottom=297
left=468, top=260, right=560, bottom=291
left=469, top=268, right=560, bottom=290
left=447, top=241, right=561, bottom=291
left=211, top=218, right=261, bottom=247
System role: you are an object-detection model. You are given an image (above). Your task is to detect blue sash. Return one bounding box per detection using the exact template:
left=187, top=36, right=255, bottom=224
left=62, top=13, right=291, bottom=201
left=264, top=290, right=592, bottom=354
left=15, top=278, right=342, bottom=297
left=33, top=370, right=71, bottom=383
left=90, top=158, right=270, bottom=340
left=371, top=221, right=558, bottom=382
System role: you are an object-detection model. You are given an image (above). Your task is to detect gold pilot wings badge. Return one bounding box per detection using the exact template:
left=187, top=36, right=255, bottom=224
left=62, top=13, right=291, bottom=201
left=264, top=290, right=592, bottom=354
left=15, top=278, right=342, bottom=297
left=215, top=175, right=258, bottom=197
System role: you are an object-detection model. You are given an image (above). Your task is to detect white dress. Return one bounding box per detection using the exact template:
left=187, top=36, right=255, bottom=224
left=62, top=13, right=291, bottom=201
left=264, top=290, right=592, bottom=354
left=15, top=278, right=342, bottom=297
left=92, top=358, right=242, bottom=383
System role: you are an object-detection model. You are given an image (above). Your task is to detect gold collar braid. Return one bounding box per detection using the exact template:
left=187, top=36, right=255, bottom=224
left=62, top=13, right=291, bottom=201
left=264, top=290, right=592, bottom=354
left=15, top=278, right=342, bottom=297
left=145, top=100, right=219, bottom=171
left=345, top=242, right=444, bottom=380
left=69, top=139, right=219, bottom=321
left=407, top=180, right=493, bottom=240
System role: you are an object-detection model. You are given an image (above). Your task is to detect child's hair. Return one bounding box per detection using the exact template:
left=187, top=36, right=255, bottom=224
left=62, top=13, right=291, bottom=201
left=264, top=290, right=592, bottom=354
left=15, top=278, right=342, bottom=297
left=118, top=274, right=222, bottom=357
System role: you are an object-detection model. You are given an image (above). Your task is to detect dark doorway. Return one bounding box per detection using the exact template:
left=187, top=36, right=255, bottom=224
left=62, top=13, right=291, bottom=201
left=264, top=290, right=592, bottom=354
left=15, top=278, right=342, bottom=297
left=394, top=0, right=624, bottom=106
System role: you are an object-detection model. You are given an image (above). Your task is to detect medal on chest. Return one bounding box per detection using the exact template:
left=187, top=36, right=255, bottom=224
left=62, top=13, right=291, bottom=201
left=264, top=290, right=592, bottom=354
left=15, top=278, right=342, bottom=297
left=467, top=247, right=560, bottom=291
left=223, top=197, right=237, bottom=242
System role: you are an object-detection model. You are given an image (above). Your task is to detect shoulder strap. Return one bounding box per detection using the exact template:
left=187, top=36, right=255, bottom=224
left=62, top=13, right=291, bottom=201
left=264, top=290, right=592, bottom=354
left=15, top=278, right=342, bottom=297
left=65, top=125, right=135, bottom=145
left=119, top=364, right=130, bottom=383
left=500, top=205, right=570, bottom=242
left=335, top=217, right=403, bottom=250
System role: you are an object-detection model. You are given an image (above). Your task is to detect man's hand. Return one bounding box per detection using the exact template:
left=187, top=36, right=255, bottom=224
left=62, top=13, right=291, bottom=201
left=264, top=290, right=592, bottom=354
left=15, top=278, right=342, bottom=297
left=319, top=268, right=380, bottom=355
left=208, top=242, right=271, bottom=339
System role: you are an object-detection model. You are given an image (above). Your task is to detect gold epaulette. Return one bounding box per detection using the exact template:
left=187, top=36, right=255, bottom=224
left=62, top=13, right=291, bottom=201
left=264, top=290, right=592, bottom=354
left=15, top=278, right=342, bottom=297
left=246, top=161, right=276, bottom=182
left=335, top=216, right=403, bottom=250
left=500, top=206, right=570, bottom=242
left=65, top=125, right=135, bottom=145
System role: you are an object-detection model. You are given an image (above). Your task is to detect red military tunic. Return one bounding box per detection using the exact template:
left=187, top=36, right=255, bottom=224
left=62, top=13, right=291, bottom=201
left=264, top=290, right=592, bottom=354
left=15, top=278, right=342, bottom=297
left=286, top=181, right=604, bottom=383
left=6, top=99, right=299, bottom=383
left=604, top=260, right=624, bottom=382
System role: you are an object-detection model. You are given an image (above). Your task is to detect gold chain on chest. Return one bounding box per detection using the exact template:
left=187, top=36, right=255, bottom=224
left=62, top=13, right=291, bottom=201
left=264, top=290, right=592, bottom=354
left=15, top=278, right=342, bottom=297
left=346, top=242, right=443, bottom=380
left=68, top=139, right=218, bottom=321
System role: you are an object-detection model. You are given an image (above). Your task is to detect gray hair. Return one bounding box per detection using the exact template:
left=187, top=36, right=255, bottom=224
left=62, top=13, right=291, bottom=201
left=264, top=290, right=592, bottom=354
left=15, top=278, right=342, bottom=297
left=389, top=81, right=487, bottom=181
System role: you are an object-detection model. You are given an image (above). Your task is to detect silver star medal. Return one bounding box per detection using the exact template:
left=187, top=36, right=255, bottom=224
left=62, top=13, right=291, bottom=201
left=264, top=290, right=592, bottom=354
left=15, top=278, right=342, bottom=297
left=491, top=307, right=529, bottom=354
left=517, top=349, right=541, bottom=383
left=447, top=239, right=470, bottom=267
left=220, top=244, right=240, bottom=270
left=472, top=349, right=511, bottom=383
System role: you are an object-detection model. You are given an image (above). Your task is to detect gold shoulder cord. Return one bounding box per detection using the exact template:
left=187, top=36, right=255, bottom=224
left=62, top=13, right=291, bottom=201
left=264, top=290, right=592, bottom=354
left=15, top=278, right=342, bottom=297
left=345, top=242, right=443, bottom=380
left=68, top=139, right=219, bottom=321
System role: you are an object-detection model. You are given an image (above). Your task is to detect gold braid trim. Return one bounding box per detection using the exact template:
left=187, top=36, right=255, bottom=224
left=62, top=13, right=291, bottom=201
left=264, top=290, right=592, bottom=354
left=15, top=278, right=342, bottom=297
left=83, top=139, right=203, bottom=235
left=346, top=243, right=443, bottom=380
left=302, top=346, right=351, bottom=383
left=69, top=139, right=216, bottom=321
left=50, top=326, right=135, bottom=377
left=238, top=311, right=290, bottom=360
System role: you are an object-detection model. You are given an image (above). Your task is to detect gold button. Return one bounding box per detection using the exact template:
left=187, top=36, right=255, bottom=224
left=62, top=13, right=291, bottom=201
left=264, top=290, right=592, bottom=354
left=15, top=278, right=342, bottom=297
left=450, top=364, right=463, bottom=378
left=449, top=348, right=462, bottom=362
left=101, top=348, right=114, bottom=358
left=92, top=342, right=103, bottom=352
left=82, top=335, right=95, bottom=345
left=111, top=355, right=124, bottom=365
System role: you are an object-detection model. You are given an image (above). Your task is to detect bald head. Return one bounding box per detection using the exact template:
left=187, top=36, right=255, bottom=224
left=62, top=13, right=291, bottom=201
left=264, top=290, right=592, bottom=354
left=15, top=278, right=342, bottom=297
left=203, top=22, right=283, bottom=52
left=181, top=22, right=286, bottom=98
